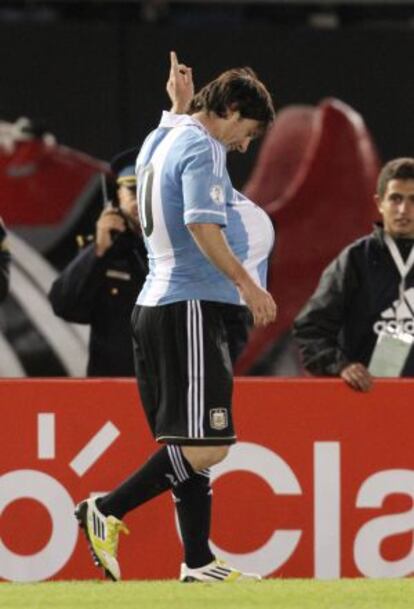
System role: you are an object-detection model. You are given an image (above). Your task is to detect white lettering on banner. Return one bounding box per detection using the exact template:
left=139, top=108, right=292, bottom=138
left=0, top=470, right=78, bottom=582
left=69, top=421, right=120, bottom=477
left=354, top=469, right=414, bottom=578
left=37, top=413, right=55, bottom=459
left=208, top=442, right=303, bottom=577
left=2, top=440, right=413, bottom=581
left=314, top=442, right=341, bottom=579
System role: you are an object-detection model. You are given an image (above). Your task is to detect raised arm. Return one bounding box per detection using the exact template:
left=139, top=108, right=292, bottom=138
left=166, top=51, right=194, bottom=114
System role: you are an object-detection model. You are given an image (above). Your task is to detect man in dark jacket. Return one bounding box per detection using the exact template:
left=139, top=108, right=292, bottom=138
left=0, top=217, right=10, bottom=303
left=49, top=151, right=147, bottom=376
left=294, top=157, right=414, bottom=391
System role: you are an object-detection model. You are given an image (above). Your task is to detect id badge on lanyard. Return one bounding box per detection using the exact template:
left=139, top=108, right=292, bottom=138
left=368, top=234, right=414, bottom=377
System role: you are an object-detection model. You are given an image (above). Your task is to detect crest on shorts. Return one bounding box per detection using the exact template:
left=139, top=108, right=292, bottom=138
left=209, top=184, right=225, bottom=205
left=209, top=408, right=228, bottom=430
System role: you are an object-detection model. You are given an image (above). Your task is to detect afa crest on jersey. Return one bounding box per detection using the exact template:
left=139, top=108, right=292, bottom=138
left=209, top=184, right=225, bottom=205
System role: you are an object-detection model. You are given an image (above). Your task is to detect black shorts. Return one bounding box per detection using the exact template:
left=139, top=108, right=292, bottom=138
left=131, top=300, right=236, bottom=445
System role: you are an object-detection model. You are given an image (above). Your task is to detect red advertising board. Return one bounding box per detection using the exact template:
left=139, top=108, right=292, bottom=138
left=0, top=378, right=413, bottom=582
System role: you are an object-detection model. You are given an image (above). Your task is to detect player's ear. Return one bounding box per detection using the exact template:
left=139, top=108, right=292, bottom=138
left=225, top=106, right=241, bottom=122
left=374, top=194, right=383, bottom=215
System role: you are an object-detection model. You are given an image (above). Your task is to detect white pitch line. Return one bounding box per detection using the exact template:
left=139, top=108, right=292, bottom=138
left=70, top=422, right=120, bottom=477
left=38, top=413, right=55, bottom=459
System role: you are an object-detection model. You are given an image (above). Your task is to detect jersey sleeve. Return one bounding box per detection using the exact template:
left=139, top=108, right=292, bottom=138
left=181, top=137, right=228, bottom=227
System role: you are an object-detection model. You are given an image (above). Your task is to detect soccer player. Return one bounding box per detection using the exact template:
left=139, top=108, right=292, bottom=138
left=75, top=54, right=277, bottom=582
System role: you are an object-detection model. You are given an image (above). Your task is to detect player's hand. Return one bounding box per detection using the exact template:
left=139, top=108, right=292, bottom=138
left=238, top=279, right=277, bottom=327
left=95, top=206, right=126, bottom=257
left=167, top=50, right=194, bottom=114
left=340, top=362, right=373, bottom=392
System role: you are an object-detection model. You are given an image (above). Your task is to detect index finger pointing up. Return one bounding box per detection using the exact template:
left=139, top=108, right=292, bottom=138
left=170, top=50, right=179, bottom=72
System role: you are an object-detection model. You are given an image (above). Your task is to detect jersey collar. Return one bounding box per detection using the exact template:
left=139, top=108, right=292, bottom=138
left=159, top=112, right=225, bottom=150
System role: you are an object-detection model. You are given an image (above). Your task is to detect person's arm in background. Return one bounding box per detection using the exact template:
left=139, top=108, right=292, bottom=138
left=49, top=207, right=127, bottom=323
left=293, top=248, right=373, bottom=392
left=0, top=218, right=10, bottom=303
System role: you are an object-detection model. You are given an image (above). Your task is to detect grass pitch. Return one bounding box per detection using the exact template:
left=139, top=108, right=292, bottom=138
left=1, top=579, right=413, bottom=609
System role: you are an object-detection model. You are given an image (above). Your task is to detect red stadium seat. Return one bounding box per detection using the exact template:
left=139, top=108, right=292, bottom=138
left=237, top=98, right=381, bottom=374
left=0, top=135, right=109, bottom=258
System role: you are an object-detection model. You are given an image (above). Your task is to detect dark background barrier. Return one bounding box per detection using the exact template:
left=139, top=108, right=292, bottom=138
left=1, top=19, right=413, bottom=187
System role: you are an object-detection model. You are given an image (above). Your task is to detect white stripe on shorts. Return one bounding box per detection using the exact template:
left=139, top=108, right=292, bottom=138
left=187, top=300, right=205, bottom=439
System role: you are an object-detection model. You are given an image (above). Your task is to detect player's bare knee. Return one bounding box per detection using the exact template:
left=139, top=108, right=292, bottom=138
left=182, top=445, right=229, bottom=470
left=211, top=445, right=229, bottom=464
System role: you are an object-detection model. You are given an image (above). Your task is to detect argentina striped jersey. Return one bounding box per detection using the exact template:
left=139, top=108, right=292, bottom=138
left=135, top=112, right=275, bottom=306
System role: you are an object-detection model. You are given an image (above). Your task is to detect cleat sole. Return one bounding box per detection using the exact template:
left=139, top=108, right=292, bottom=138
left=105, top=569, right=117, bottom=581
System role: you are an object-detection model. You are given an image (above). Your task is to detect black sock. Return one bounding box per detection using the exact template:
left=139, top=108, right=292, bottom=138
left=173, top=470, right=215, bottom=569
left=98, top=445, right=193, bottom=519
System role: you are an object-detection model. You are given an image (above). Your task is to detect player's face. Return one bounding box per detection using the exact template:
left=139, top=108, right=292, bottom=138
left=376, top=179, right=414, bottom=238
left=118, top=184, right=139, bottom=226
left=221, top=113, right=262, bottom=153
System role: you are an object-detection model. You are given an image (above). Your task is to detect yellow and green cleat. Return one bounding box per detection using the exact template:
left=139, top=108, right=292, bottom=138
left=75, top=498, right=129, bottom=581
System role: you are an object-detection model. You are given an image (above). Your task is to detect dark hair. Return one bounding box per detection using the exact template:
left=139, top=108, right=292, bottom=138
left=189, top=67, right=275, bottom=130
left=377, top=158, right=414, bottom=198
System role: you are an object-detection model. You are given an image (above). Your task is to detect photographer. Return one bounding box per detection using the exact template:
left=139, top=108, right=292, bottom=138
left=0, top=217, right=10, bottom=303
left=49, top=152, right=147, bottom=376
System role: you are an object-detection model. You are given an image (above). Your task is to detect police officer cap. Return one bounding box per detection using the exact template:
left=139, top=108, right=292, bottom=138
left=110, top=147, right=140, bottom=188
